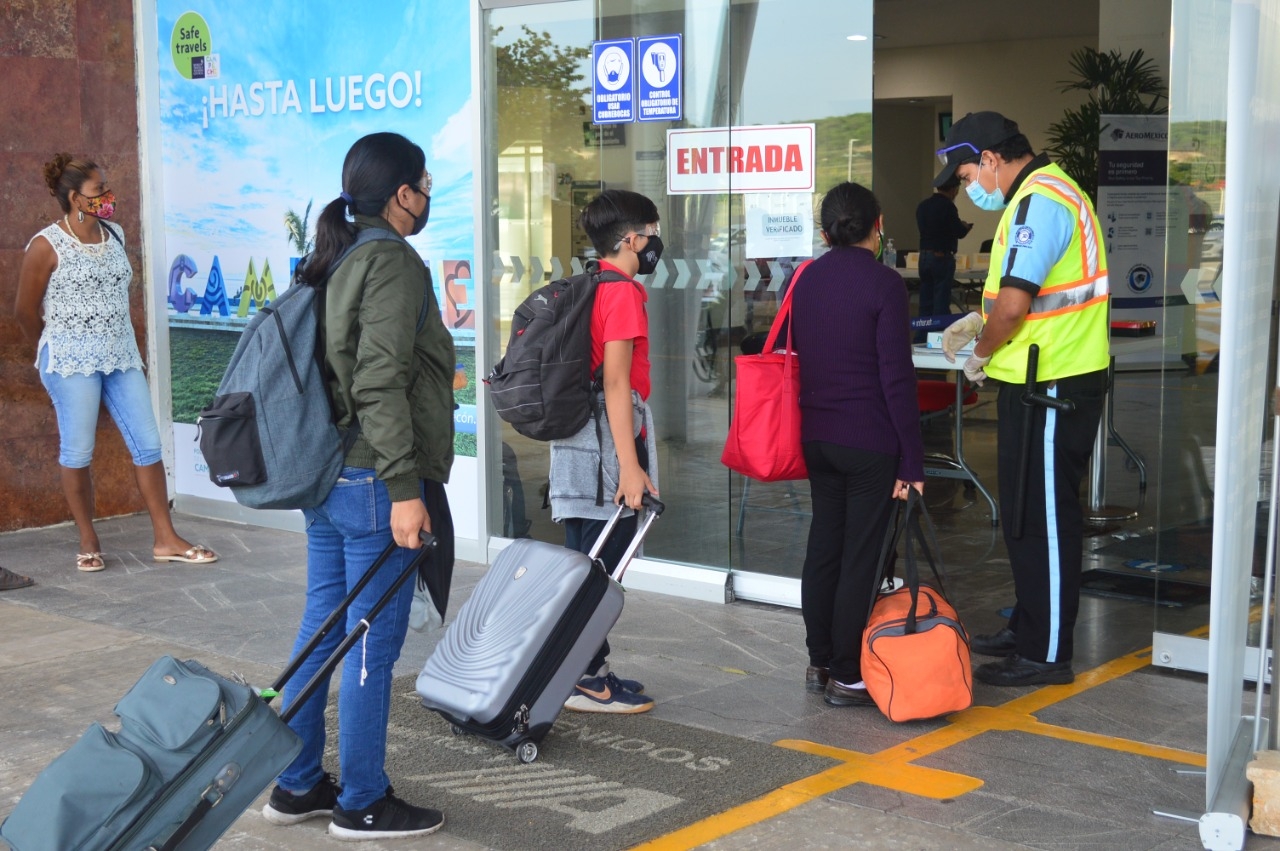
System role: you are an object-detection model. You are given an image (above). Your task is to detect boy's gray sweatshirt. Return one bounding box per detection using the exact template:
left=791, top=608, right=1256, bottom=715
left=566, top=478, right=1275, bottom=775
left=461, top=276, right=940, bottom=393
left=548, top=389, right=659, bottom=523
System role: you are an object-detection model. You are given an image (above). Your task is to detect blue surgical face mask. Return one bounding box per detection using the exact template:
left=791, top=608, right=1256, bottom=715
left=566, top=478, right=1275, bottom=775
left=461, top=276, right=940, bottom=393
left=965, top=160, right=1007, bottom=211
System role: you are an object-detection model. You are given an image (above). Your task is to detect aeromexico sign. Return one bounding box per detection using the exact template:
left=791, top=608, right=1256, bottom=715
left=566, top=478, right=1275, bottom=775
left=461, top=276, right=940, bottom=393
left=666, top=124, right=815, bottom=195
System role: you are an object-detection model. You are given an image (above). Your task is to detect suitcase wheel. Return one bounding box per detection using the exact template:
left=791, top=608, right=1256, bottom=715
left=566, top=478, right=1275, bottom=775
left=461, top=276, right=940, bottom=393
left=516, top=740, right=538, bottom=764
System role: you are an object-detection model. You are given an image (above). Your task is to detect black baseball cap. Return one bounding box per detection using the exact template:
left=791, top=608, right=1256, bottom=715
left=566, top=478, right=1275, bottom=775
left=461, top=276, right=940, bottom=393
left=933, top=111, right=1021, bottom=187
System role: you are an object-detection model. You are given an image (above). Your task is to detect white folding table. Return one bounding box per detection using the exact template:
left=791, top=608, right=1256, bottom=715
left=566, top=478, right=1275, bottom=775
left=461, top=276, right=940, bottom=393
left=913, top=345, right=999, bottom=526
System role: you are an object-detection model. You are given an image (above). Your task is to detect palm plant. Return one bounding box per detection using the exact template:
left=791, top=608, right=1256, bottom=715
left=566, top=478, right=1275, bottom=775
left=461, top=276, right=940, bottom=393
left=283, top=200, right=314, bottom=256
left=1045, top=47, right=1167, bottom=202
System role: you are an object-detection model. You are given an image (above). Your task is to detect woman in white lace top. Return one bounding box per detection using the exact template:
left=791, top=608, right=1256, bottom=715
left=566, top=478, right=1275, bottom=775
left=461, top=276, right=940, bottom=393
left=15, top=154, right=217, bottom=573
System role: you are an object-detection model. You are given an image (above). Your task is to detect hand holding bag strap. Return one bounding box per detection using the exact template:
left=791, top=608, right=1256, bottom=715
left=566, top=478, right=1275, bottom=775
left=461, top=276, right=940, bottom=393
left=904, top=489, right=950, bottom=600
left=900, top=492, right=929, bottom=633
left=868, top=491, right=935, bottom=635
left=866, top=498, right=908, bottom=624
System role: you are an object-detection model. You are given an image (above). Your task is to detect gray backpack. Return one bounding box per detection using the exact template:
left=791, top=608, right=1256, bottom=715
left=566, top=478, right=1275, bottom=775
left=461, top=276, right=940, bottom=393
left=197, top=227, right=407, bottom=510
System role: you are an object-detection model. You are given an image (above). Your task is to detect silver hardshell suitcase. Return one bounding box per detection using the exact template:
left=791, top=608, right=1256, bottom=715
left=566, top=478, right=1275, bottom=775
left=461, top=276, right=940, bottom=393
left=416, top=497, right=661, bottom=763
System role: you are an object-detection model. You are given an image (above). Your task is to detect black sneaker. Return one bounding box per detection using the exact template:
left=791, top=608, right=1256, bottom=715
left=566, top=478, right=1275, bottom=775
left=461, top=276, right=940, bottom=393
left=261, top=772, right=341, bottom=825
left=328, top=788, right=444, bottom=841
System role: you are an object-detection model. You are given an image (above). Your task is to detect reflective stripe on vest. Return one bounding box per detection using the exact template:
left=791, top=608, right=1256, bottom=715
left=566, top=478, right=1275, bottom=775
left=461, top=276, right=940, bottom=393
left=981, top=163, right=1110, bottom=383
left=982, top=274, right=1108, bottom=318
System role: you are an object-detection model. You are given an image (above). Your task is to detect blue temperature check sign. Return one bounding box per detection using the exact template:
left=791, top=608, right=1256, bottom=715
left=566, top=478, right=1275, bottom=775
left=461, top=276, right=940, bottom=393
left=592, top=38, right=635, bottom=124
left=636, top=35, right=682, bottom=122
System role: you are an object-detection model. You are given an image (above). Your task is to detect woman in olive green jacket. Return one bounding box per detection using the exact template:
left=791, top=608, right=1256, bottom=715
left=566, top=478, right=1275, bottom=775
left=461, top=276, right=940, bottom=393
left=263, top=132, right=454, bottom=841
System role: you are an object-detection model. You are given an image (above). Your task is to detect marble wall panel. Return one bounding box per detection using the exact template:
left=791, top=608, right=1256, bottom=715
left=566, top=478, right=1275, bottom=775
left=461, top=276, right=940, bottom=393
left=0, top=57, right=83, bottom=154
left=0, top=154, right=64, bottom=251
left=76, top=0, right=135, bottom=65
left=1, top=0, right=146, bottom=531
left=81, top=59, right=141, bottom=158
left=0, top=1, right=77, bottom=60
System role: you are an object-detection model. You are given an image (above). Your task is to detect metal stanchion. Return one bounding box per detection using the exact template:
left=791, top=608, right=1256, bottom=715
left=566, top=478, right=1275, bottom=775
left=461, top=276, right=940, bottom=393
left=1086, top=356, right=1140, bottom=523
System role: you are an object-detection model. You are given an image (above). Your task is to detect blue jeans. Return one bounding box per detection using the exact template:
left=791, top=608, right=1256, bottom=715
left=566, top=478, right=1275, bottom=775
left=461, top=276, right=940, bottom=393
left=276, top=467, right=419, bottom=811
left=37, top=346, right=162, bottom=468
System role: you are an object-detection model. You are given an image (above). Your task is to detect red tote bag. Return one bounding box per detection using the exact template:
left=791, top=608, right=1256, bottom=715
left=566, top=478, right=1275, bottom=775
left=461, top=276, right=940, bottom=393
left=720, top=261, right=811, bottom=482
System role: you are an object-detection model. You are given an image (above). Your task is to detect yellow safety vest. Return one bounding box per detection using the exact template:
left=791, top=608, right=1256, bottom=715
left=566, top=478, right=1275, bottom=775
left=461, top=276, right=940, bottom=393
left=981, top=163, right=1110, bottom=383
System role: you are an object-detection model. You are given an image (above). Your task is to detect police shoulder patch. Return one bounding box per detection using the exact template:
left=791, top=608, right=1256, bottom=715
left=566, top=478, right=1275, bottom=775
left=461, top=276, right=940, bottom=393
left=1014, top=225, right=1035, bottom=246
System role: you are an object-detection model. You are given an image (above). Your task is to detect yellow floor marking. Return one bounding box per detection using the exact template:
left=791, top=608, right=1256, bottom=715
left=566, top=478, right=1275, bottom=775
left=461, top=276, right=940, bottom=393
left=955, top=705, right=1206, bottom=766
left=629, top=753, right=982, bottom=850
left=638, top=633, right=1213, bottom=851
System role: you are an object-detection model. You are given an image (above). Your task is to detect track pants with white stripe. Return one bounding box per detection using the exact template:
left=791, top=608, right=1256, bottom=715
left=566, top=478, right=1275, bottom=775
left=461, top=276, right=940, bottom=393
left=996, top=367, right=1107, bottom=665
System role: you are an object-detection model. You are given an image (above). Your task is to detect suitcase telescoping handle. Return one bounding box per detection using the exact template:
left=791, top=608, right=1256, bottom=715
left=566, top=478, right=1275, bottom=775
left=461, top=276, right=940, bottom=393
left=266, top=533, right=438, bottom=723
left=152, top=536, right=436, bottom=851
left=590, top=494, right=664, bottom=583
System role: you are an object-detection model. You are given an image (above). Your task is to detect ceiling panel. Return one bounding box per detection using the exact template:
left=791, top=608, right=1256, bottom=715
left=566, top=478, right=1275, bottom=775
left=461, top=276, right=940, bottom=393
left=872, top=0, right=1099, bottom=48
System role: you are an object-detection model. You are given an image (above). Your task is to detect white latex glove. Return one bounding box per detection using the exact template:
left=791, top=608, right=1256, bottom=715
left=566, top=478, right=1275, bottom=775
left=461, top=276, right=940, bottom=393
left=942, top=311, right=984, bottom=362
left=963, top=352, right=992, bottom=386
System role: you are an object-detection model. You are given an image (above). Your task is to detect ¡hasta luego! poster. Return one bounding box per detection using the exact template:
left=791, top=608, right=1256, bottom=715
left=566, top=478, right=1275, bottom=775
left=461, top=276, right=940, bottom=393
left=156, top=3, right=480, bottom=518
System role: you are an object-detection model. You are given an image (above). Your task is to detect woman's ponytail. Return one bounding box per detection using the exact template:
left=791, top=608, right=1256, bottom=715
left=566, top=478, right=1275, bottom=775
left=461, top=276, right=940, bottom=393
left=298, top=196, right=357, bottom=284
left=297, top=132, right=425, bottom=284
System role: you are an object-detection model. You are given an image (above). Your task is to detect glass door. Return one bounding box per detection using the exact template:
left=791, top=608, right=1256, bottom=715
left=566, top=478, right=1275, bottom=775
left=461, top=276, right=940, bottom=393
left=481, top=0, right=874, bottom=595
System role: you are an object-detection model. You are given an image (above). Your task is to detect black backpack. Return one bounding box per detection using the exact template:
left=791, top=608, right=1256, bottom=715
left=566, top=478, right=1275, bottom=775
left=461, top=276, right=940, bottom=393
left=486, top=261, right=632, bottom=441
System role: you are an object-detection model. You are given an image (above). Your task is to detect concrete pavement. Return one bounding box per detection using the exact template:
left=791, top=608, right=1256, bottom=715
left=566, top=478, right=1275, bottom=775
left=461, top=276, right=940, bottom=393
left=0, top=511, right=1257, bottom=849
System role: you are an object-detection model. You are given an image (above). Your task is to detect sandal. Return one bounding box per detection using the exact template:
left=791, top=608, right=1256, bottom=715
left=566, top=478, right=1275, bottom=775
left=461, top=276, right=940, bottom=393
left=76, top=553, right=106, bottom=573
left=0, top=566, right=35, bottom=590
left=153, top=545, right=218, bottom=565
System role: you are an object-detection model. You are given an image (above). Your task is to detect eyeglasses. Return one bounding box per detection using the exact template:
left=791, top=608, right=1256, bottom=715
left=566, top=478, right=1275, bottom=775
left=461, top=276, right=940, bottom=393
left=612, top=224, right=661, bottom=252
left=418, top=172, right=433, bottom=195
left=936, top=141, right=981, bottom=166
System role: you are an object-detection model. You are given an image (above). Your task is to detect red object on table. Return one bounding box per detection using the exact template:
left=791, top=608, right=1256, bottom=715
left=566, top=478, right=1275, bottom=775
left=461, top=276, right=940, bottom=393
left=1110, top=320, right=1156, bottom=337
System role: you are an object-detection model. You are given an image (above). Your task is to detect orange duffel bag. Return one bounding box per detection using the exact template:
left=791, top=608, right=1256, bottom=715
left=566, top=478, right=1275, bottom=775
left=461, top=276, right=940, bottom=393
left=861, top=491, right=972, bottom=722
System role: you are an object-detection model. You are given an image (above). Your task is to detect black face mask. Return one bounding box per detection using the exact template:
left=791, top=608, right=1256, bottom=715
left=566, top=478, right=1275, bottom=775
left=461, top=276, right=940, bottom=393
left=400, top=189, right=430, bottom=236
left=409, top=190, right=430, bottom=235
left=637, top=234, right=664, bottom=275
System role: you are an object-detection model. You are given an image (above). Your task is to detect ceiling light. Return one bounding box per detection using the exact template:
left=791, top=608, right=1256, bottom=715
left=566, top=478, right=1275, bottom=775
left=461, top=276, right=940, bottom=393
left=846, top=34, right=868, bottom=41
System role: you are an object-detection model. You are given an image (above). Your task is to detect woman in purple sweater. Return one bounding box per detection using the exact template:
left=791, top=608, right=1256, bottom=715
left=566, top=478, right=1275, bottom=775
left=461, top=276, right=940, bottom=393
left=790, top=182, right=925, bottom=707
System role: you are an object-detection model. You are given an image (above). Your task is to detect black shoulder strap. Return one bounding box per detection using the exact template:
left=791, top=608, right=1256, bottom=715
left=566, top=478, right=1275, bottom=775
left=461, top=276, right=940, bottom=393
left=867, top=491, right=950, bottom=633
left=581, top=260, right=647, bottom=506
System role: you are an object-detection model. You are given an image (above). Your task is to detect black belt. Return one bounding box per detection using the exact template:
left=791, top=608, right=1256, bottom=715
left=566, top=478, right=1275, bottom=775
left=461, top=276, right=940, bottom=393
left=923, top=250, right=954, bottom=257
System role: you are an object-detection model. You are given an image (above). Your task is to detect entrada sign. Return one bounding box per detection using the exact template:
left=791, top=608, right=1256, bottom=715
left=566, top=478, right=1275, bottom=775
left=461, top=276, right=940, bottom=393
left=666, top=124, right=816, bottom=194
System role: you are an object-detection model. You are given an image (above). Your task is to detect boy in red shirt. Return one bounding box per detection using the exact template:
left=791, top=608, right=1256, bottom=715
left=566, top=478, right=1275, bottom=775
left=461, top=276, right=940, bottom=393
left=549, top=189, right=662, bottom=713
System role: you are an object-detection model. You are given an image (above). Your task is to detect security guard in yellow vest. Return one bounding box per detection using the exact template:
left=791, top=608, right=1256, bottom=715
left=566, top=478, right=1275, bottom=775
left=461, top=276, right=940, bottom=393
left=935, top=112, right=1110, bottom=687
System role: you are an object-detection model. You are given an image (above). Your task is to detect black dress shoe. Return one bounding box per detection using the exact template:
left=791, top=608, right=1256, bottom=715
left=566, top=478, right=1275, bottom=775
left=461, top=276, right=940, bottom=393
left=805, top=666, right=829, bottom=694
left=969, top=627, right=1018, bottom=658
left=974, top=654, right=1074, bottom=687
left=823, top=679, right=877, bottom=707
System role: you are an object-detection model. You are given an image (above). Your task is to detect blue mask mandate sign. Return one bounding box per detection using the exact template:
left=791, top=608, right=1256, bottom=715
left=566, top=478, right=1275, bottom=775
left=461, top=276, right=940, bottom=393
left=592, top=38, right=635, bottom=124
left=637, top=34, right=682, bottom=122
